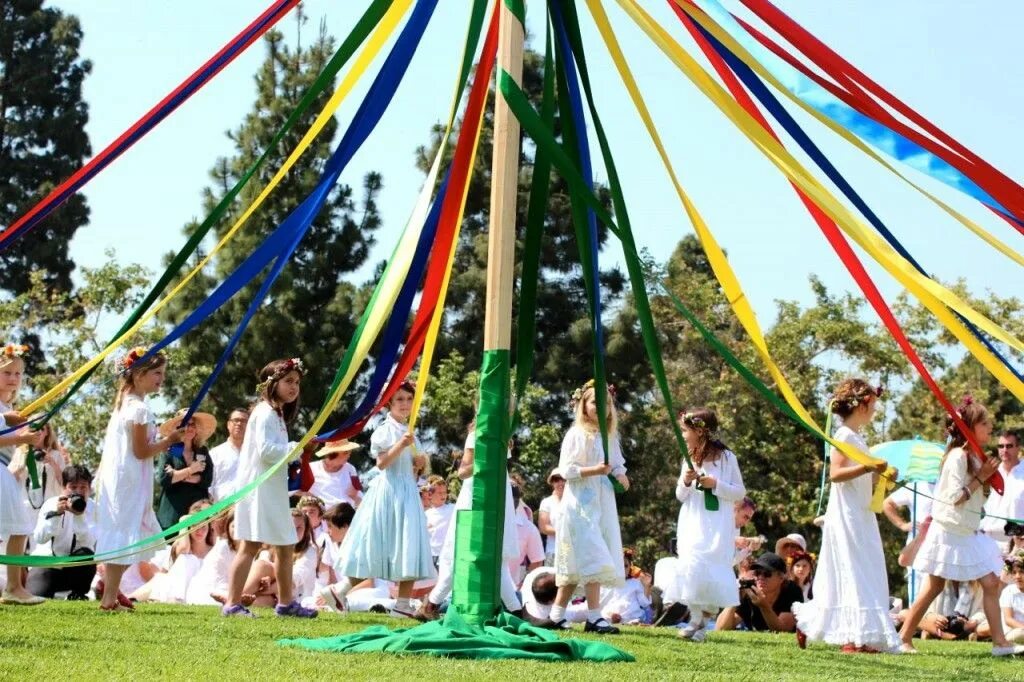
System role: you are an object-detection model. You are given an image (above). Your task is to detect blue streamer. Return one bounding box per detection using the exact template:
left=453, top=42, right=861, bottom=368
left=694, top=22, right=1024, bottom=383
left=691, top=0, right=1021, bottom=224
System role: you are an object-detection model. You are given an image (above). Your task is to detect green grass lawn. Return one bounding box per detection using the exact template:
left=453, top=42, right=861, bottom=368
left=2, top=602, right=1019, bottom=680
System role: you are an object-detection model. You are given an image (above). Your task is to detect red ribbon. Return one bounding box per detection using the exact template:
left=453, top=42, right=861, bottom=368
left=731, top=0, right=1024, bottom=233
left=674, top=1, right=1004, bottom=493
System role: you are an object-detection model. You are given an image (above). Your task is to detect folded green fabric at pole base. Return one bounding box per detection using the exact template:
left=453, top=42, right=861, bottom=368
left=278, top=610, right=634, bottom=662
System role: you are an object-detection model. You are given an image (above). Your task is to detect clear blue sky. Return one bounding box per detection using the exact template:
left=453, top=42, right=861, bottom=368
left=52, top=0, right=1024, bottom=343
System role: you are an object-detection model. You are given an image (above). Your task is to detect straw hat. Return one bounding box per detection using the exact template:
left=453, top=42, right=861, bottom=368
left=774, top=533, right=807, bottom=554
left=158, top=409, right=217, bottom=443
left=312, top=439, right=361, bottom=461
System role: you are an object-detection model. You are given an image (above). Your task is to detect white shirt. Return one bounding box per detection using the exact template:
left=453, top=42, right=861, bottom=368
left=309, top=460, right=362, bottom=506
left=980, top=460, right=1024, bottom=541
left=424, top=503, right=455, bottom=556
left=208, top=440, right=241, bottom=501
left=887, top=482, right=935, bottom=545
left=1000, top=583, right=1024, bottom=627
left=539, top=494, right=562, bottom=555
left=32, top=495, right=97, bottom=556
left=507, top=502, right=545, bottom=584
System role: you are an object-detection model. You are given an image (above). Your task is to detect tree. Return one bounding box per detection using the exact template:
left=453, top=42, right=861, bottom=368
left=160, top=23, right=383, bottom=427
left=0, top=0, right=91, bottom=296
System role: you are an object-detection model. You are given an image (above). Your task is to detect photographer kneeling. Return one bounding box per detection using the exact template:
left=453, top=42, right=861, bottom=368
left=716, top=552, right=803, bottom=633
left=27, top=465, right=97, bottom=599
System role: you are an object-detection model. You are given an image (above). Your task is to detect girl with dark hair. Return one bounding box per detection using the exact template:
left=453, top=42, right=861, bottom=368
left=322, top=382, right=435, bottom=618
left=794, top=378, right=898, bottom=653
left=674, top=407, right=746, bottom=643
left=94, top=347, right=184, bottom=612
left=899, top=398, right=1023, bottom=656
left=224, top=358, right=315, bottom=618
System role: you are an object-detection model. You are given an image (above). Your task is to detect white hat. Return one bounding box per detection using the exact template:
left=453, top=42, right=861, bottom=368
left=775, top=533, right=807, bottom=553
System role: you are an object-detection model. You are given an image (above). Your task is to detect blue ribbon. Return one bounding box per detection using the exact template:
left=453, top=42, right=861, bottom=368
left=695, top=22, right=1024, bottom=383
left=691, top=0, right=1021, bottom=225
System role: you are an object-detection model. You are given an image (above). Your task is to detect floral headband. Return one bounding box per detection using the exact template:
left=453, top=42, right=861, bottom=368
left=1, top=343, right=29, bottom=359
left=787, top=550, right=817, bottom=566
left=955, top=394, right=974, bottom=419
left=834, top=384, right=884, bottom=409
left=570, top=378, right=616, bottom=407
left=681, top=412, right=718, bottom=438
left=256, top=357, right=306, bottom=393
left=1004, top=549, right=1024, bottom=572
left=115, top=346, right=151, bottom=376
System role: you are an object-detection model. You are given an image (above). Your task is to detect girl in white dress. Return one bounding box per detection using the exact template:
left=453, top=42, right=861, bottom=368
left=674, top=408, right=746, bottom=642
left=549, top=381, right=629, bottom=635
left=187, top=510, right=238, bottom=605
left=0, top=346, right=48, bottom=605
left=413, top=422, right=521, bottom=621
left=898, top=398, right=1024, bottom=656
left=94, top=347, right=184, bottom=612
left=325, top=382, right=435, bottom=618
left=224, top=358, right=316, bottom=618
left=131, top=514, right=214, bottom=603
left=793, top=379, right=898, bottom=652
left=9, top=421, right=65, bottom=521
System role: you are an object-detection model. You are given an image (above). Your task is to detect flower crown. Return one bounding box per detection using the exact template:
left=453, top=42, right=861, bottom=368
left=1, top=343, right=29, bottom=359
left=570, top=378, right=616, bottom=408
left=115, top=346, right=151, bottom=376
left=1004, top=549, right=1024, bottom=572
left=256, top=357, right=307, bottom=394
left=787, top=550, right=817, bottom=566
left=955, top=394, right=974, bottom=419
left=682, top=412, right=708, bottom=430
left=833, top=383, right=884, bottom=409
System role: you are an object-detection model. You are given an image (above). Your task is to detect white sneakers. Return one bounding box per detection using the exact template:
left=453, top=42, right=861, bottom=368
left=992, top=644, right=1024, bottom=657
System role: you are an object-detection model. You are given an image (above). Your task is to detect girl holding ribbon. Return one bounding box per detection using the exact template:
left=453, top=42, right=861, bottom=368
left=674, top=408, right=746, bottom=643
left=548, top=380, right=629, bottom=635
left=898, top=398, right=1024, bottom=656
left=224, top=358, right=316, bottom=619
left=793, top=379, right=898, bottom=653
left=321, top=381, right=435, bottom=619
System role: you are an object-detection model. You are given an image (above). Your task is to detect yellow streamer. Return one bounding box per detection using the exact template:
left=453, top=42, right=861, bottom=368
left=20, top=0, right=416, bottom=416
left=582, top=0, right=884, bottom=470
left=608, top=0, right=1024, bottom=402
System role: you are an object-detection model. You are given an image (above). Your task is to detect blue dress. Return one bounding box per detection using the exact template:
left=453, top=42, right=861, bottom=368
left=337, top=414, right=435, bottom=581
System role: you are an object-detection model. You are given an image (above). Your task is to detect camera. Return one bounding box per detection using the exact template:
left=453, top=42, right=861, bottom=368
left=1005, top=521, right=1024, bottom=538
left=738, top=578, right=756, bottom=591
left=68, top=493, right=87, bottom=514
left=32, top=447, right=46, bottom=462
left=943, top=613, right=967, bottom=637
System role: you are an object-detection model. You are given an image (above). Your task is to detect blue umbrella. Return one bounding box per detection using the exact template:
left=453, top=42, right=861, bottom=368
left=870, top=438, right=945, bottom=483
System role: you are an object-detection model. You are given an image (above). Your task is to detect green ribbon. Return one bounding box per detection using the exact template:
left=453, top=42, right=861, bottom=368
left=38, top=0, right=399, bottom=425
left=26, top=448, right=40, bottom=490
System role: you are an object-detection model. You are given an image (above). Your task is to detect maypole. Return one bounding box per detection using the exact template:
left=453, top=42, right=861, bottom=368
left=451, top=0, right=525, bottom=625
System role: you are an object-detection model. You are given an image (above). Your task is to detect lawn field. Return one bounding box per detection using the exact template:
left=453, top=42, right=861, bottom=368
left=2, top=602, right=1019, bottom=680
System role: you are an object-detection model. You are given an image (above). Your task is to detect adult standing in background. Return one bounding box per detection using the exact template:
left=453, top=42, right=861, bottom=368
left=208, top=408, right=248, bottom=502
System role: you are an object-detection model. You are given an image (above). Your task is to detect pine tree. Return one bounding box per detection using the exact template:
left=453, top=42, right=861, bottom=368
left=160, top=22, right=382, bottom=427
left=0, top=0, right=91, bottom=296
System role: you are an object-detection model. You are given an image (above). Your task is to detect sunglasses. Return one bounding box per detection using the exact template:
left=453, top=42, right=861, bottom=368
left=752, top=568, right=775, bottom=578
left=998, top=444, right=1018, bottom=449
left=324, top=453, right=341, bottom=460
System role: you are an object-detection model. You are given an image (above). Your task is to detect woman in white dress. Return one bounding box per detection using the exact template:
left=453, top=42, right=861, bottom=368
left=131, top=514, right=214, bottom=603
left=224, top=358, right=316, bottom=618
left=674, top=408, right=746, bottom=643
left=549, top=380, right=629, bottom=635
left=793, top=379, right=898, bottom=653
left=0, top=346, right=48, bottom=605
left=325, top=381, right=435, bottom=618
left=412, top=421, right=521, bottom=621
left=898, top=398, right=1024, bottom=657
left=187, top=510, right=238, bottom=605
left=94, top=347, right=184, bottom=612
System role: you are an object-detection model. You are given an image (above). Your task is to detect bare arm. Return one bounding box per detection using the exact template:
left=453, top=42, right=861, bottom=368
left=458, top=448, right=474, bottom=480
left=829, top=449, right=879, bottom=483
left=132, top=422, right=181, bottom=460
left=882, top=496, right=910, bottom=532
left=715, top=606, right=741, bottom=631
left=377, top=432, right=414, bottom=470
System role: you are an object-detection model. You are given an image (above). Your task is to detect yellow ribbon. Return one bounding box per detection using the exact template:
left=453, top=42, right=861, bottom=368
left=871, top=466, right=899, bottom=513
left=19, top=0, right=416, bottom=416
left=608, top=0, right=1024, bottom=402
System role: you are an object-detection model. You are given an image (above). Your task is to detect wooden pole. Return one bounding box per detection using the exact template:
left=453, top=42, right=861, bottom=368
left=451, top=0, right=525, bottom=624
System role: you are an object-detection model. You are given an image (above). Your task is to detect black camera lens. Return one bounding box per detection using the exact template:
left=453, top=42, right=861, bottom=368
left=68, top=493, right=87, bottom=514
left=32, top=449, right=46, bottom=462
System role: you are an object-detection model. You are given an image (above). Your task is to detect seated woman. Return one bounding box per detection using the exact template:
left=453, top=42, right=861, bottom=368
left=235, top=509, right=317, bottom=608
left=187, top=509, right=239, bottom=605
left=130, top=515, right=216, bottom=603
left=156, top=410, right=217, bottom=529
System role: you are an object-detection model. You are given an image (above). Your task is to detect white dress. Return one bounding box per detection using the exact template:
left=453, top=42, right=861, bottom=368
left=793, top=426, right=899, bottom=650
left=0, top=411, right=35, bottom=538
left=234, top=402, right=299, bottom=546
left=554, top=426, right=625, bottom=588
left=185, top=538, right=235, bottom=605
left=913, top=447, right=1003, bottom=580
left=293, top=544, right=320, bottom=605
left=673, top=449, right=746, bottom=613
left=148, top=553, right=202, bottom=603
left=337, top=414, right=435, bottom=581
left=94, top=394, right=162, bottom=565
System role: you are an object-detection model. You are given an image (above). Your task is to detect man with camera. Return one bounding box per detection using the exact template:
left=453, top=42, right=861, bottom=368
left=716, top=552, right=803, bottom=633
left=27, top=465, right=97, bottom=599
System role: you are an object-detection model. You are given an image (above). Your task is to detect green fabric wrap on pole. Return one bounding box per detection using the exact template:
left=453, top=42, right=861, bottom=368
left=279, top=610, right=634, bottom=662
left=453, top=349, right=509, bottom=621
left=504, top=0, right=526, bottom=25
left=39, top=0, right=398, bottom=424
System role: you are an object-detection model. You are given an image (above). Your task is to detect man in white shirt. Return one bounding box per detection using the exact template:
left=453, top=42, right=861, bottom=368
left=507, top=482, right=545, bottom=586
left=980, top=430, right=1024, bottom=551
left=308, top=439, right=363, bottom=507
left=208, top=407, right=248, bottom=501
left=27, top=465, right=97, bottom=599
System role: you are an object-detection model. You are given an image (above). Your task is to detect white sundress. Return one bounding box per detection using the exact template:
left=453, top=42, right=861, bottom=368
left=793, top=426, right=900, bottom=650
left=554, top=426, right=626, bottom=588
left=337, top=414, right=435, bottom=581
left=0, top=411, right=34, bottom=538
left=94, top=394, right=162, bottom=565
left=234, top=401, right=299, bottom=546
